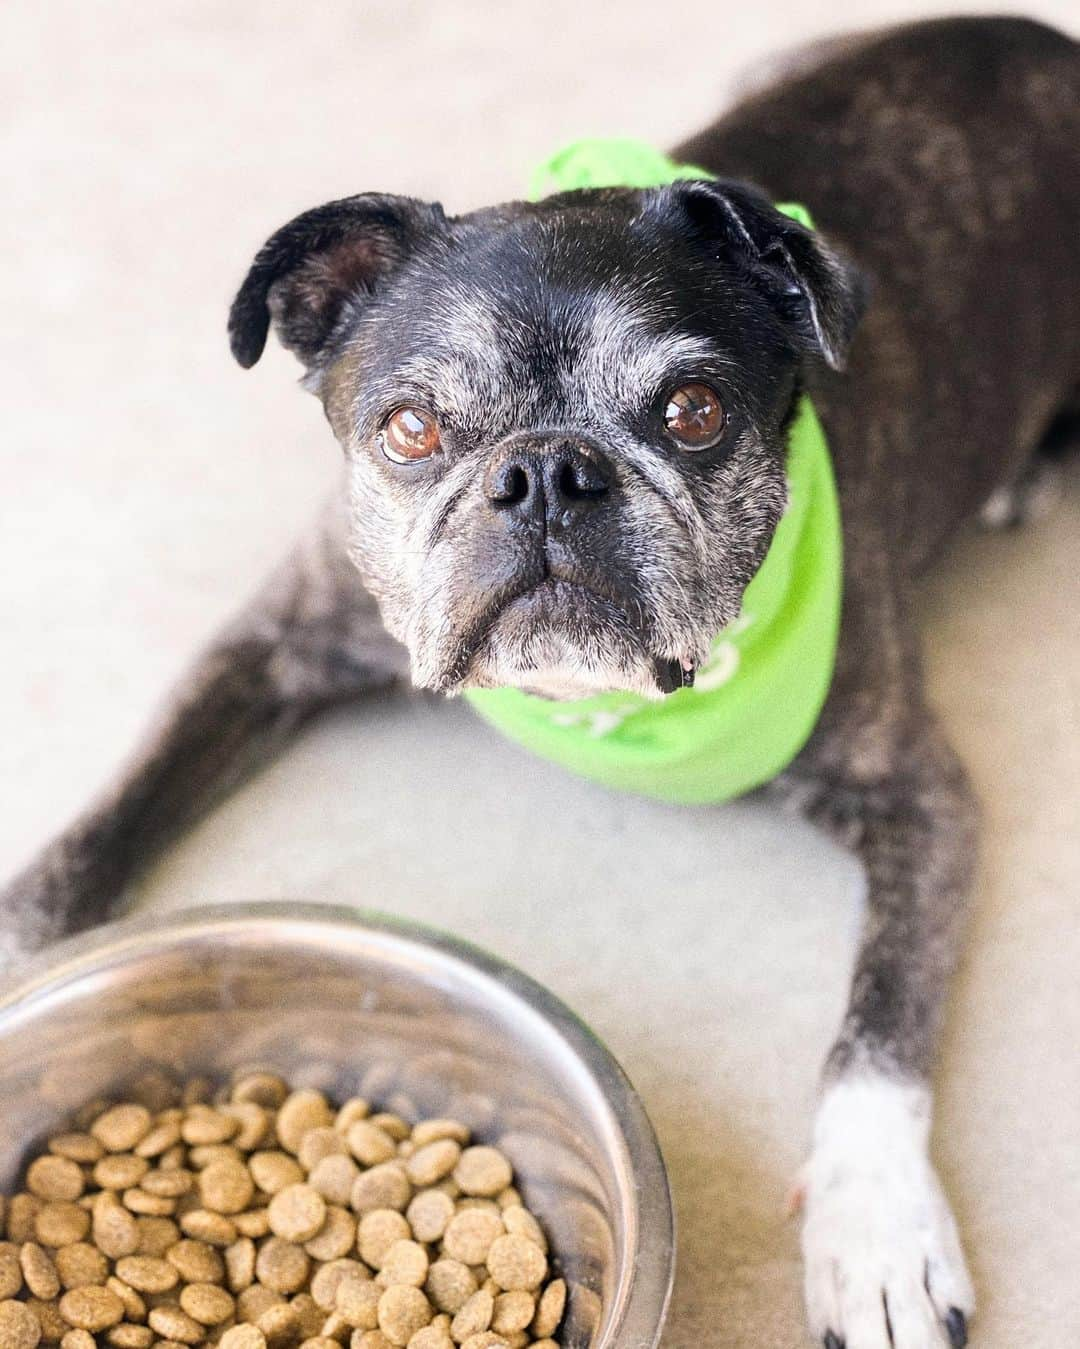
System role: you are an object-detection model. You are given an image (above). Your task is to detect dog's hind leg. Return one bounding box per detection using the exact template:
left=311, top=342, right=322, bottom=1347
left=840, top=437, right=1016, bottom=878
left=0, top=502, right=408, bottom=971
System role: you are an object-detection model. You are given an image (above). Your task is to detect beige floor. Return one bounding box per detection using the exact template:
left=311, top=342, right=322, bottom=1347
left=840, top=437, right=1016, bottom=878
left=2, top=2, right=1078, bottom=1346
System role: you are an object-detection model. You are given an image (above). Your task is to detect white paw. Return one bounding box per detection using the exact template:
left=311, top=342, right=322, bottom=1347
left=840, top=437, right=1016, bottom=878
left=800, top=1073, right=974, bottom=1348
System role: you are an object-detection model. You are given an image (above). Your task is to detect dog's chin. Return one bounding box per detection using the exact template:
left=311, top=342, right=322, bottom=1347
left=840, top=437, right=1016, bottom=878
left=465, top=645, right=669, bottom=701
left=424, top=580, right=698, bottom=702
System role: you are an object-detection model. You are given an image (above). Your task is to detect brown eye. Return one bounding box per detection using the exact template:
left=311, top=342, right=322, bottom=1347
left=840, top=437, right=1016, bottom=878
left=662, top=382, right=726, bottom=450
left=383, top=406, right=441, bottom=463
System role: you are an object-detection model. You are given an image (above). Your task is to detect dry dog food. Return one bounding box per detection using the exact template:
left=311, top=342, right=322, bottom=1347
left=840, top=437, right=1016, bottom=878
left=0, top=1076, right=565, bottom=1349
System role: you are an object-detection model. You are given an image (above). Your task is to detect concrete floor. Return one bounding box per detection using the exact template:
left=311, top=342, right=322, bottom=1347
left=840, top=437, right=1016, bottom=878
left=2, top=3, right=1078, bottom=1346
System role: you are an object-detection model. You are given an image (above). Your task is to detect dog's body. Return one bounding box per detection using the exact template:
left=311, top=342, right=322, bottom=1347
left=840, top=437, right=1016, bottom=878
left=4, top=16, right=1079, bottom=1348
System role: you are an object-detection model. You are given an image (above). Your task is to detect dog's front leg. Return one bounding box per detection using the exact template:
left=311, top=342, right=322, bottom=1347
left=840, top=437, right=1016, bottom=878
left=785, top=710, right=978, bottom=1349
left=0, top=507, right=408, bottom=969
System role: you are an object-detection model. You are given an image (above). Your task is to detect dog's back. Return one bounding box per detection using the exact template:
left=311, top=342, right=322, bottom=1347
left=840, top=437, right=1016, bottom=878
left=677, top=16, right=1080, bottom=567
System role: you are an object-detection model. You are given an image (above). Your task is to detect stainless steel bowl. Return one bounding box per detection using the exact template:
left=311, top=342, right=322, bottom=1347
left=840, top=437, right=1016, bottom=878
left=0, top=903, right=674, bottom=1349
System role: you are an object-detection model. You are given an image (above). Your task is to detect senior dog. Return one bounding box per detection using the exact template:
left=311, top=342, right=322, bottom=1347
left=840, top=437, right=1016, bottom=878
left=5, top=16, right=1078, bottom=1348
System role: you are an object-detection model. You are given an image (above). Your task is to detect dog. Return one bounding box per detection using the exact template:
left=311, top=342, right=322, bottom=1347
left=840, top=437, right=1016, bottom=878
left=4, top=14, right=1079, bottom=1348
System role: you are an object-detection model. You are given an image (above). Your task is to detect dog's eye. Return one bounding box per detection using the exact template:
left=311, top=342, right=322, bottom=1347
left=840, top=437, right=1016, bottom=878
left=662, top=383, right=726, bottom=450
left=383, top=406, right=442, bottom=463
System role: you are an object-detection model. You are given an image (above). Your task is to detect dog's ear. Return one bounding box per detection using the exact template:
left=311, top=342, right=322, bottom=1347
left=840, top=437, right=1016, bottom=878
left=228, top=194, right=447, bottom=370
left=654, top=179, right=868, bottom=370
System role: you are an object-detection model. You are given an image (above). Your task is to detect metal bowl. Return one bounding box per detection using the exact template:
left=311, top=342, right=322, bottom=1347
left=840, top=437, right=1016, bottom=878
left=0, top=903, right=674, bottom=1349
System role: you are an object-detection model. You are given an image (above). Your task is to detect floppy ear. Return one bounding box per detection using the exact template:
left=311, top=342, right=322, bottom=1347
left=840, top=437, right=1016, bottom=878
left=228, top=193, right=447, bottom=370
left=655, top=179, right=868, bottom=370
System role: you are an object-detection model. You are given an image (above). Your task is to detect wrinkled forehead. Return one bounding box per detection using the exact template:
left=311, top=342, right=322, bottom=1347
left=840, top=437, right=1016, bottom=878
left=363, top=217, right=727, bottom=431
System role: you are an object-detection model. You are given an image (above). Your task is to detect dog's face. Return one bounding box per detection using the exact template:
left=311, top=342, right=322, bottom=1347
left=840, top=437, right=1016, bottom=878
left=230, top=183, right=863, bottom=698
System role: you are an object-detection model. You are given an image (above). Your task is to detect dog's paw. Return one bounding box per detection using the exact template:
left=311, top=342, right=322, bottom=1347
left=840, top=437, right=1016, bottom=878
left=800, top=1074, right=974, bottom=1349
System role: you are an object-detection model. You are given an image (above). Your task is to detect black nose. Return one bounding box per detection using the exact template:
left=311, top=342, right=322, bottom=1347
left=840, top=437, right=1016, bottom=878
left=483, top=438, right=612, bottom=526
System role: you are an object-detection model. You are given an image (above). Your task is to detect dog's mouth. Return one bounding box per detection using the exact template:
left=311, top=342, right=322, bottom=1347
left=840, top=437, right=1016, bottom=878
left=431, top=566, right=698, bottom=700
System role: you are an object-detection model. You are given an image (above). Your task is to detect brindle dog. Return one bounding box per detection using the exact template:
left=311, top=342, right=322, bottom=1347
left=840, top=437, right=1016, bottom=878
left=4, top=16, right=1078, bottom=1349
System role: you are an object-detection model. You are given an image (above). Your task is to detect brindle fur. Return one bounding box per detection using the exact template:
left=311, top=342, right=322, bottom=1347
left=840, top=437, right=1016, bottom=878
left=3, top=16, right=1078, bottom=1349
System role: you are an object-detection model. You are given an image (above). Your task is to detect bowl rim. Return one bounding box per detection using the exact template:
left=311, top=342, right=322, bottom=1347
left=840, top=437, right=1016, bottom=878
left=0, top=901, right=676, bottom=1349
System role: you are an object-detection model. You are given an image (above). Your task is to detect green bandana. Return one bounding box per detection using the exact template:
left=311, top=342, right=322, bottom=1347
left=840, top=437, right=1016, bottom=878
left=465, top=139, right=842, bottom=805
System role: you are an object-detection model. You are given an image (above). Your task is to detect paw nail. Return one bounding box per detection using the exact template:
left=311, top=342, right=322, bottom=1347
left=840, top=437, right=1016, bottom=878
left=945, top=1307, right=968, bottom=1348
left=824, top=1333, right=845, bottom=1349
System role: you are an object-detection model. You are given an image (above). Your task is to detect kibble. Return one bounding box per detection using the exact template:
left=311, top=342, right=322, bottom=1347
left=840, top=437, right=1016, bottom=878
left=375, top=1285, right=430, bottom=1347
left=179, top=1282, right=235, bottom=1325
left=375, top=1241, right=427, bottom=1290
left=290, top=1292, right=324, bottom=1340
left=178, top=1210, right=236, bottom=1247
left=134, top=1216, right=179, bottom=1257
left=405, top=1191, right=453, bottom=1244
left=231, top=1073, right=289, bottom=1110
left=500, top=1207, right=546, bottom=1254
left=133, top=1123, right=180, bottom=1160
left=255, top=1239, right=309, bottom=1297
left=345, top=1125, right=396, bottom=1170
left=26, top=1296, right=67, bottom=1343
left=105, top=1324, right=152, bottom=1349
left=113, top=1256, right=178, bottom=1295
left=452, top=1150, right=512, bottom=1200
left=334, top=1100, right=370, bottom=1133
left=0, top=1300, right=41, bottom=1349
left=236, top=1286, right=284, bottom=1324
left=7, top=1199, right=41, bottom=1247
left=224, top=1238, right=256, bottom=1292
left=310, top=1262, right=366, bottom=1314
left=199, top=1161, right=255, bottom=1216
left=18, top=1249, right=58, bottom=1302
left=249, top=1154, right=304, bottom=1197
left=256, top=1300, right=296, bottom=1344
left=307, top=1156, right=359, bottom=1207
left=147, top=1305, right=203, bottom=1345
left=180, top=1109, right=238, bottom=1149
left=441, top=1211, right=503, bottom=1267
left=424, top=1262, right=477, bottom=1316
left=59, top=1330, right=94, bottom=1349
left=221, top=1326, right=267, bottom=1349
left=303, top=1207, right=355, bottom=1262
left=90, top=1109, right=152, bottom=1156
left=0, top=1082, right=562, bottom=1349
left=268, top=1185, right=326, bottom=1243
left=407, top=1327, right=452, bottom=1349
left=34, top=1204, right=90, bottom=1250
left=91, top=1203, right=138, bottom=1261
left=357, top=1212, right=410, bottom=1270
left=104, top=1279, right=144, bottom=1324
left=450, top=1289, right=493, bottom=1342
left=0, top=1248, right=22, bottom=1302
left=531, top=1280, right=565, bottom=1338
left=491, top=1291, right=534, bottom=1336
left=25, top=1162, right=83, bottom=1207
left=276, top=1093, right=335, bottom=1156
left=403, top=1142, right=460, bottom=1190
left=48, top=1138, right=102, bottom=1168
left=58, top=1285, right=125, bottom=1332
left=350, top=1165, right=410, bottom=1216
left=93, top=1157, right=148, bottom=1194
left=223, top=1105, right=269, bottom=1153
left=297, top=1129, right=345, bottom=1173
left=485, top=1236, right=546, bottom=1292
left=234, top=1209, right=271, bottom=1239
left=335, top=1279, right=380, bottom=1331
